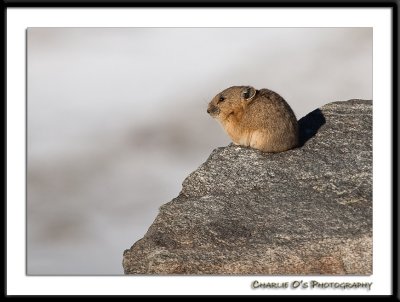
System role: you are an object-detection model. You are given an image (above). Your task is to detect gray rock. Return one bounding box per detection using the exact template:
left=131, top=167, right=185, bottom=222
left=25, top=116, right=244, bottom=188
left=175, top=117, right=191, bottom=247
left=123, top=99, right=372, bottom=275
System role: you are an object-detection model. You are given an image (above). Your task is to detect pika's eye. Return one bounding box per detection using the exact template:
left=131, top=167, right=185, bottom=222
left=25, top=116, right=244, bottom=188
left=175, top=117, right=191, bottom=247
left=218, top=95, right=225, bottom=103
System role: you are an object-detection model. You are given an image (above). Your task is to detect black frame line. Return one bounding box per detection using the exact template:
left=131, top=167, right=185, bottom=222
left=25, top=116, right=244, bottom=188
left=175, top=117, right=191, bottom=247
left=0, top=0, right=399, bottom=8
left=4, top=0, right=399, bottom=299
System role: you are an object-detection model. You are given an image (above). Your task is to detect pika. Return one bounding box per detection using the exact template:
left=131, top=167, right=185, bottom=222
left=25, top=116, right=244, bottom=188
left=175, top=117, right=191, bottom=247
left=207, top=86, right=298, bottom=153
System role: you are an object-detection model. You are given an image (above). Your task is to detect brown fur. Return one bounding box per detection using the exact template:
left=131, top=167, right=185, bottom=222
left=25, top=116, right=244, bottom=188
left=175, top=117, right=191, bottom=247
left=207, top=86, right=298, bottom=152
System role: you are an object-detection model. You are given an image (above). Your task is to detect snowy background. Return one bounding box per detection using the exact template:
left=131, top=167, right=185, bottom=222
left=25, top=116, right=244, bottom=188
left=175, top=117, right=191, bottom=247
left=27, top=28, right=372, bottom=274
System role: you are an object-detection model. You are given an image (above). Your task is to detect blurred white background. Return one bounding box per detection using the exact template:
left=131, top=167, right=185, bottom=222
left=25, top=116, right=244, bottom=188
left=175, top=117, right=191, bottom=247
left=27, top=28, right=372, bottom=275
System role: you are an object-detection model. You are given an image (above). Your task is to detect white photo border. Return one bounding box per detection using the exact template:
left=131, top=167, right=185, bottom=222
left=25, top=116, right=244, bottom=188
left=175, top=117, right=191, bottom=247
left=6, top=7, right=394, bottom=296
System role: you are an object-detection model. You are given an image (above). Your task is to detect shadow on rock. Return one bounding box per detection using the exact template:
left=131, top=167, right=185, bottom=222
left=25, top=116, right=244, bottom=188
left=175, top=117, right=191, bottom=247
left=298, top=108, right=326, bottom=146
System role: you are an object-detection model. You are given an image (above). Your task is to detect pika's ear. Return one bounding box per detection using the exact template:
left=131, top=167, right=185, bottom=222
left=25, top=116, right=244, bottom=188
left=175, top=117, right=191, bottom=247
left=241, top=86, right=257, bottom=101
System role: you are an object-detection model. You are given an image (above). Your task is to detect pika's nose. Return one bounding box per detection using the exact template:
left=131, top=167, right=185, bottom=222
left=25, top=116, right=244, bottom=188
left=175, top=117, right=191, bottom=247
left=207, top=104, right=218, bottom=115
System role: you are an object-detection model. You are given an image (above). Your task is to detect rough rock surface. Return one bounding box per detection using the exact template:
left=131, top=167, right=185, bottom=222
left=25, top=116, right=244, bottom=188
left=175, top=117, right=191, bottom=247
left=123, top=100, right=372, bottom=275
